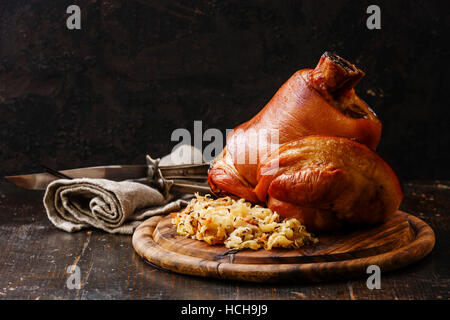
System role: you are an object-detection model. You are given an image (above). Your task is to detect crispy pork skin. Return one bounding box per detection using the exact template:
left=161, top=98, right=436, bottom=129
left=226, top=52, right=381, bottom=186
left=208, top=53, right=400, bottom=231
left=256, top=136, right=403, bottom=231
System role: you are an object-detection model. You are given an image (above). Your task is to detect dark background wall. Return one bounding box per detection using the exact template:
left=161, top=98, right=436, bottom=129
left=0, top=0, right=449, bottom=181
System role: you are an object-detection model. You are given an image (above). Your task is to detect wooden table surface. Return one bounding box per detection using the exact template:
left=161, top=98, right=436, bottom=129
left=0, top=179, right=448, bottom=300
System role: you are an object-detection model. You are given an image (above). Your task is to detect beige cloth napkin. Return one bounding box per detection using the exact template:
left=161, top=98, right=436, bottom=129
left=43, top=145, right=204, bottom=234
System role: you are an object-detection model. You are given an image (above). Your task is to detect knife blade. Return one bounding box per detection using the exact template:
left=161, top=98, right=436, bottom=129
left=5, top=163, right=210, bottom=190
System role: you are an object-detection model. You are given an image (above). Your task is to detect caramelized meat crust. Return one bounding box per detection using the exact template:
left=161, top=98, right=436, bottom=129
left=208, top=53, right=399, bottom=231
left=221, top=53, right=381, bottom=188
left=256, top=136, right=403, bottom=231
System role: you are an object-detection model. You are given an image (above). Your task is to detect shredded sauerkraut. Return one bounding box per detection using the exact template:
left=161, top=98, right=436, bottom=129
left=171, top=194, right=318, bottom=250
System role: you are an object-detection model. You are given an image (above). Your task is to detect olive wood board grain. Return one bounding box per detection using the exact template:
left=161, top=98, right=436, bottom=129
left=132, top=211, right=435, bottom=283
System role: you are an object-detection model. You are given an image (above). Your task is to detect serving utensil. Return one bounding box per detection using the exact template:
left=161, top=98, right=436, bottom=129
left=5, top=155, right=212, bottom=196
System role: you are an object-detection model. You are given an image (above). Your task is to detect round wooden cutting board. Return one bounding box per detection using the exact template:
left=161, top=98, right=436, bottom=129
left=132, top=211, right=435, bottom=283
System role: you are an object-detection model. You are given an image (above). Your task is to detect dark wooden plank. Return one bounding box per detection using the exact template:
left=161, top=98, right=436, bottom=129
left=0, top=1, right=448, bottom=185
left=0, top=179, right=448, bottom=299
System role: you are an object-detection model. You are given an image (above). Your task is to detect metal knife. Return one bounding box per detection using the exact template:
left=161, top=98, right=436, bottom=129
left=5, top=160, right=211, bottom=193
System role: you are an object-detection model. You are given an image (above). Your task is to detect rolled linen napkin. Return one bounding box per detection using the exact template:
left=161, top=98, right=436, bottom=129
left=43, top=145, right=204, bottom=234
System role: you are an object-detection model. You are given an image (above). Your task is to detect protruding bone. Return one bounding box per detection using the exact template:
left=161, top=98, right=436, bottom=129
left=309, top=52, right=365, bottom=98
